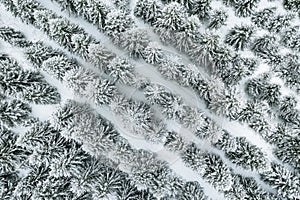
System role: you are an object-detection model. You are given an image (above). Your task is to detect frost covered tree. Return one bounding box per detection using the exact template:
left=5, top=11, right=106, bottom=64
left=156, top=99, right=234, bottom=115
left=164, top=131, right=187, bottom=152
left=41, top=55, right=78, bottom=80
left=87, top=43, right=116, bottom=70
left=251, top=7, right=276, bottom=28
left=154, top=2, right=187, bottom=42
left=195, top=118, right=223, bottom=144
left=70, top=33, right=94, bottom=59
left=48, top=17, right=83, bottom=49
left=226, top=137, right=267, bottom=170
left=225, top=25, right=254, bottom=50
left=246, top=74, right=281, bottom=106
left=174, top=15, right=201, bottom=52
left=93, top=79, right=117, bottom=105
left=277, top=96, right=300, bottom=125
left=179, top=181, right=207, bottom=200
left=0, top=99, right=33, bottom=127
left=267, top=14, right=295, bottom=33
left=283, top=0, right=300, bottom=16
left=260, top=163, right=300, bottom=199
left=280, top=26, right=300, bottom=52
left=0, top=128, right=29, bottom=175
left=134, top=0, right=163, bottom=25
left=120, top=28, right=150, bottom=58
left=251, top=35, right=279, bottom=60
left=104, top=9, right=134, bottom=42
left=0, top=26, right=30, bottom=47
left=233, top=0, right=260, bottom=17
left=208, top=10, right=228, bottom=29
left=142, top=42, right=165, bottom=64
left=190, top=0, right=212, bottom=19
left=13, top=0, right=43, bottom=24
left=0, top=55, right=60, bottom=104
left=25, top=42, right=61, bottom=67
left=105, top=57, right=136, bottom=85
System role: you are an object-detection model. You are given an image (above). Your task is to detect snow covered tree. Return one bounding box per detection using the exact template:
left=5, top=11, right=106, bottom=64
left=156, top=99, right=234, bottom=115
left=104, top=9, right=134, bottom=42
left=174, top=15, right=201, bottom=52
left=0, top=99, right=33, bottom=127
left=142, top=42, right=165, bottom=64
left=130, top=149, right=178, bottom=197
left=277, top=96, right=300, bottom=125
left=251, top=35, right=279, bottom=60
left=85, top=1, right=110, bottom=30
left=246, top=74, right=281, bottom=106
left=111, top=96, right=165, bottom=142
left=93, top=79, right=117, bottom=105
left=180, top=181, right=207, bottom=200
left=268, top=14, right=295, bottom=33
left=120, top=28, right=150, bottom=58
left=33, top=9, right=55, bottom=32
left=208, top=10, right=228, bottom=29
left=70, top=33, right=94, bottom=59
left=0, top=128, right=29, bottom=175
left=87, top=43, right=116, bottom=70
left=188, top=33, right=219, bottom=66
left=190, top=0, right=212, bottom=19
left=0, top=26, right=30, bottom=47
left=154, top=2, right=187, bottom=42
left=63, top=67, right=98, bottom=97
left=227, top=174, right=276, bottom=200
left=13, top=0, right=43, bottom=24
left=226, top=137, right=267, bottom=170
left=280, top=26, right=300, bottom=52
left=164, top=131, right=187, bottom=152
left=105, top=57, right=136, bottom=85
left=283, top=0, right=300, bottom=17
left=0, top=171, right=20, bottom=199
left=251, top=7, right=276, bottom=28
left=41, top=55, right=78, bottom=80
left=214, top=130, right=237, bottom=152
left=134, top=0, right=163, bottom=25
left=225, top=25, right=254, bottom=50
left=260, top=163, right=300, bottom=199
left=195, top=118, right=223, bottom=144
left=208, top=88, right=240, bottom=119
left=48, top=17, right=84, bottom=50
left=25, top=42, right=61, bottom=67
left=234, top=0, right=260, bottom=17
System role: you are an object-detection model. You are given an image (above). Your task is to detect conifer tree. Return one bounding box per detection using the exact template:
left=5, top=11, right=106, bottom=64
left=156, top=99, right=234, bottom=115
left=225, top=25, right=254, bottom=50
left=208, top=10, right=228, bottom=29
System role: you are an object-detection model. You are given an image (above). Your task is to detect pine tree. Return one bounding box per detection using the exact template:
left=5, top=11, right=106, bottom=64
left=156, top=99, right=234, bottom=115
left=174, top=15, right=201, bottom=52
left=142, top=42, right=165, bottom=64
left=234, top=0, right=260, bottom=17
left=70, top=33, right=94, bottom=59
left=105, top=57, right=137, bottom=85
left=251, top=35, right=279, bottom=60
left=14, top=0, right=43, bottom=24
left=25, top=42, right=61, bottom=67
left=278, top=96, right=300, bottom=125
left=208, top=10, right=228, bottom=29
left=41, top=55, right=78, bottom=80
left=164, top=131, right=187, bottom=152
left=225, top=25, right=254, bottom=50
left=48, top=17, right=84, bottom=49
left=283, top=0, right=300, bottom=17
left=104, top=9, right=134, bottom=42
left=85, top=1, right=109, bottom=30
left=280, top=26, right=300, bottom=52
left=190, top=0, right=212, bottom=19
left=115, top=179, right=140, bottom=200
left=0, top=99, right=33, bottom=127
left=63, top=67, right=98, bottom=97
left=268, top=14, right=295, bottom=33
left=33, top=9, right=56, bottom=32
left=93, top=79, right=117, bottom=105
left=134, top=0, right=163, bottom=25
left=260, top=163, right=300, bottom=199
left=0, top=26, right=30, bottom=47
left=180, top=181, right=207, bottom=200
left=0, top=128, right=29, bottom=175
left=0, top=172, right=20, bottom=199
left=120, top=28, right=150, bottom=58
left=87, top=43, right=116, bottom=70
left=195, top=118, right=223, bottom=144
left=226, top=137, right=267, bottom=170
left=154, top=2, right=187, bottom=42
left=251, top=7, right=276, bottom=29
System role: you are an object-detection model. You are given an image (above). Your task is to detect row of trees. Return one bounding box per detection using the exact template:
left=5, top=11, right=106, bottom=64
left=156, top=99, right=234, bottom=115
left=52, top=100, right=207, bottom=199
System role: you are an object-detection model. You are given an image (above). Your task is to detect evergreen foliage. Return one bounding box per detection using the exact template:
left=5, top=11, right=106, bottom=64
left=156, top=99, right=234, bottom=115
left=225, top=25, right=254, bottom=50
left=208, top=10, right=228, bottom=29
